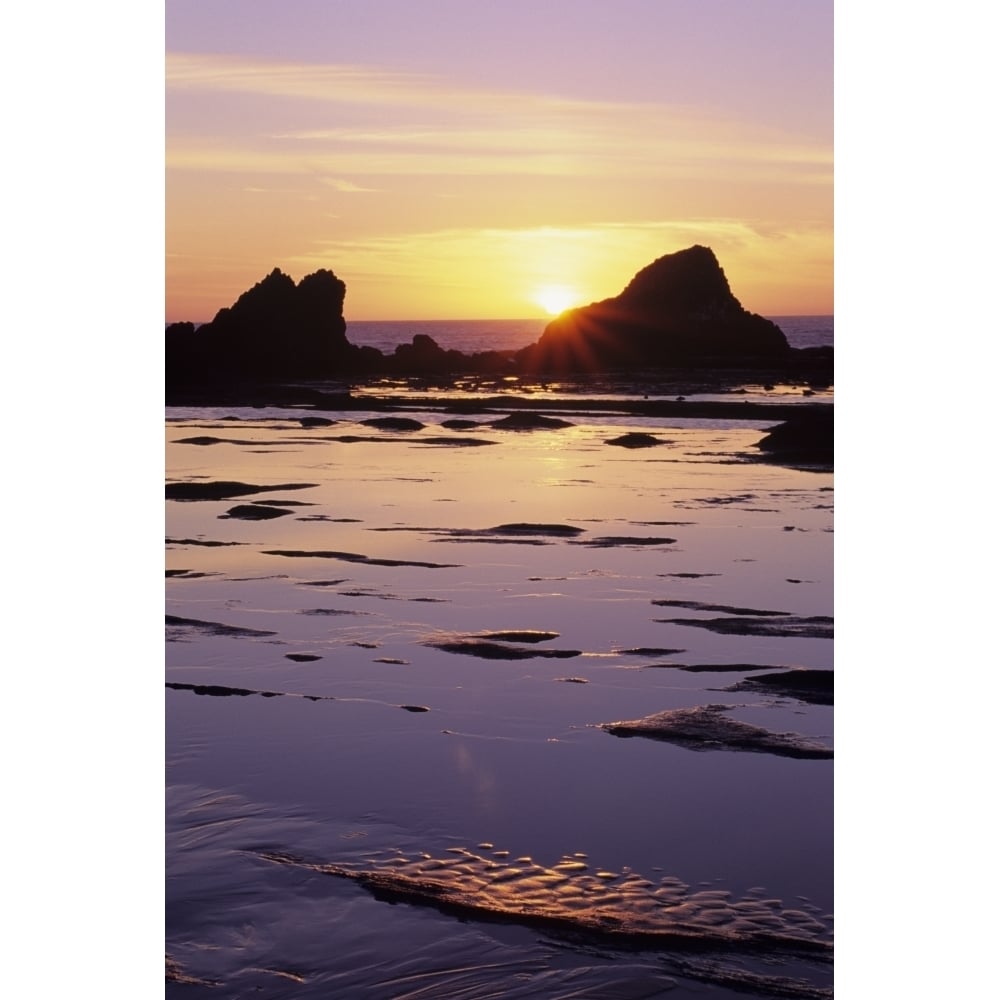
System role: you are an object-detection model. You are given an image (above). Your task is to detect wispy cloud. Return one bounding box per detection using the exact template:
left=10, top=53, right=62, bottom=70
left=321, top=177, right=381, bottom=193
left=166, top=52, right=830, bottom=184
left=165, top=52, right=630, bottom=114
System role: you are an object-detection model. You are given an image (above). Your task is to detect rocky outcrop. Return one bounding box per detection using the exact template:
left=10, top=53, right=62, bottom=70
left=754, top=407, right=834, bottom=469
left=166, top=248, right=827, bottom=390
left=166, top=268, right=365, bottom=384
left=518, top=246, right=790, bottom=373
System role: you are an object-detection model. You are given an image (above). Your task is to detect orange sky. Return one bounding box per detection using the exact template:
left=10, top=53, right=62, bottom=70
left=166, top=1, right=832, bottom=322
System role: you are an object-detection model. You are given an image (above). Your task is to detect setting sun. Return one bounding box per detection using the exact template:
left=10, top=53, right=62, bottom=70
left=533, top=285, right=581, bottom=316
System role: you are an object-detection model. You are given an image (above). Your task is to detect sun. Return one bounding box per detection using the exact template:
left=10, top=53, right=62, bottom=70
left=533, top=284, right=580, bottom=316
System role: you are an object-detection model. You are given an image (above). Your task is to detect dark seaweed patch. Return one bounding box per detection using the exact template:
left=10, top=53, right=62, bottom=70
left=166, top=682, right=334, bottom=701
left=490, top=523, right=585, bottom=537
left=576, top=536, right=676, bottom=547
left=297, top=515, right=364, bottom=522
left=165, top=614, right=277, bottom=638
left=165, top=569, right=218, bottom=579
left=400, top=704, right=429, bottom=712
left=166, top=682, right=280, bottom=698
left=659, top=572, right=720, bottom=578
left=725, top=669, right=834, bottom=705
left=658, top=616, right=834, bottom=639
left=650, top=663, right=793, bottom=673
left=414, top=436, right=497, bottom=447
left=601, top=704, right=832, bottom=759
left=372, top=523, right=582, bottom=542
left=166, top=480, right=317, bottom=501
left=300, top=608, right=371, bottom=616
left=285, top=653, right=322, bottom=662
left=651, top=599, right=787, bottom=616
left=250, top=499, right=315, bottom=506
left=618, top=647, right=686, bottom=657
left=263, top=549, right=460, bottom=569
left=298, top=416, right=335, bottom=427
left=166, top=537, right=244, bottom=547
left=428, top=640, right=581, bottom=660
left=434, top=537, right=553, bottom=546
left=635, top=521, right=695, bottom=526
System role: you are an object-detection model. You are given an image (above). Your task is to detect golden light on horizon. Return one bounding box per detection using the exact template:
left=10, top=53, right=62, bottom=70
left=533, top=284, right=581, bottom=316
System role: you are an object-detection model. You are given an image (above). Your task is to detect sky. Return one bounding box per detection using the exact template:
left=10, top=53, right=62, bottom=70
left=165, top=0, right=832, bottom=322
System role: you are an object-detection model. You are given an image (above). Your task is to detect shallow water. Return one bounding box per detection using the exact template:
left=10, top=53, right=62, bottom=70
left=166, top=398, right=833, bottom=997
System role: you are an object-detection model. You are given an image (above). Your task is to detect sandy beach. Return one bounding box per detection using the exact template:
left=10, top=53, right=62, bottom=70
left=166, top=380, right=832, bottom=998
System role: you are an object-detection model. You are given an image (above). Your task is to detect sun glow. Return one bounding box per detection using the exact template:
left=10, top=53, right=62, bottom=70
left=533, top=284, right=580, bottom=316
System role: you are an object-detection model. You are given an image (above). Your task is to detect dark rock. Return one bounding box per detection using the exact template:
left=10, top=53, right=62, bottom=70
left=659, top=615, right=834, bottom=639
left=360, top=416, right=426, bottom=431
left=441, top=419, right=484, bottom=430
left=518, top=246, right=790, bottom=373
left=391, top=334, right=464, bottom=373
left=220, top=504, right=292, bottom=520
left=166, top=480, right=317, bottom=501
left=263, top=549, right=460, bottom=569
left=489, top=412, right=574, bottom=430
left=165, top=248, right=832, bottom=394
left=166, top=267, right=365, bottom=385
left=606, top=432, right=662, bottom=448
left=299, top=416, right=336, bottom=427
left=285, top=653, right=322, bottom=662
left=755, top=406, right=833, bottom=469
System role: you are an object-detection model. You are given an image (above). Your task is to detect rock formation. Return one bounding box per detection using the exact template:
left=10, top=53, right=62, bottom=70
left=166, top=247, right=827, bottom=390
left=517, top=245, right=790, bottom=373
left=166, top=267, right=368, bottom=384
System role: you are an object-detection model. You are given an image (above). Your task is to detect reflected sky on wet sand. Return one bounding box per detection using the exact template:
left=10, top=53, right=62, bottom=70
left=166, top=402, right=832, bottom=997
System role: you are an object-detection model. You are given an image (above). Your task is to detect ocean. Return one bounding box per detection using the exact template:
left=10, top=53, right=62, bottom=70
left=345, top=315, right=834, bottom=356
left=166, top=322, right=834, bottom=997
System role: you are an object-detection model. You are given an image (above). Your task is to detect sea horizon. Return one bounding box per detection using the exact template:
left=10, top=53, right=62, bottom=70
left=340, top=314, right=834, bottom=356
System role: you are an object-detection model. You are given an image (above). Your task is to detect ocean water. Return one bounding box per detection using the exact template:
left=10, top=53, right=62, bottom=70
left=166, top=382, right=833, bottom=996
left=345, top=315, right=834, bottom=356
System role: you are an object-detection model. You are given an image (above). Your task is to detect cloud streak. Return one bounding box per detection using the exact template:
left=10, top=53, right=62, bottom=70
left=166, top=52, right=830, bottom=184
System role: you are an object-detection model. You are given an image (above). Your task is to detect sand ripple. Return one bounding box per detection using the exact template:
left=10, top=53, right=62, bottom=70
left=258, top=845, right=832, bottom=961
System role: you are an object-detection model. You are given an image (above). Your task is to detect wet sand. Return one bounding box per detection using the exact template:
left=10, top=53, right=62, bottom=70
left=166, top=384, right=833, bottom=998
